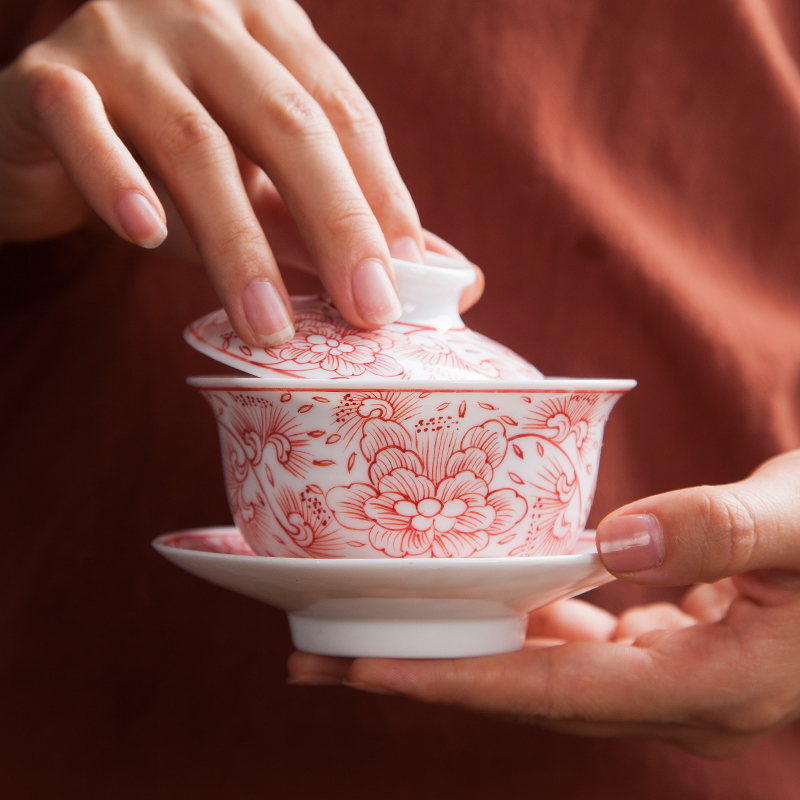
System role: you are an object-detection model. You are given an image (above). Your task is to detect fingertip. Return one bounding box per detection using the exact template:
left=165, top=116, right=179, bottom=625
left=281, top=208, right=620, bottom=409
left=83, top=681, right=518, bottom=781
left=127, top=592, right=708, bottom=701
left=389, top=235, right=424, bottom=264
left=343, top=681, right=401, bottom=696
left=115, top=191, right=167, bottom=248
left=287, top=674, right=343, bottom=686
left=286, top=651, right=352, bottom=684
left=254, top=324, right=295, bottom=348
left=351, top=258, right=401, bottom=326
left=596, top=514, right=666, bottom=576
left=348, top=657, right=418, bottom=696
left=242, top=279, right=295, bottom=346
left=526, top=599, right=618, bottom=642
left=420, top=229, right=467, bottom=261
left=459, top=262, right=485, bottom=313
left=417, top=230, right=483, bottom=312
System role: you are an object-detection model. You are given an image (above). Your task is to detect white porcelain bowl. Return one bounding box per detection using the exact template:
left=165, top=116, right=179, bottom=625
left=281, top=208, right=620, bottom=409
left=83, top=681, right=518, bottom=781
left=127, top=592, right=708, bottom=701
left=190, top=376, right=633, bottom=558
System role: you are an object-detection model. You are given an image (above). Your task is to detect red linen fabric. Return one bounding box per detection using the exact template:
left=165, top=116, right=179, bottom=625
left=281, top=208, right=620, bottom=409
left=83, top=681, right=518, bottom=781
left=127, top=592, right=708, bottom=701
left=1, top=1, right=799, bottom=797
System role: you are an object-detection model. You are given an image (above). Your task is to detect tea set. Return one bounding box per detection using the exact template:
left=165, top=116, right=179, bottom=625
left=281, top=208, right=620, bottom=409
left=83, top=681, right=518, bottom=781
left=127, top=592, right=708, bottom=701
left=155, top=253, right=635, bottom=657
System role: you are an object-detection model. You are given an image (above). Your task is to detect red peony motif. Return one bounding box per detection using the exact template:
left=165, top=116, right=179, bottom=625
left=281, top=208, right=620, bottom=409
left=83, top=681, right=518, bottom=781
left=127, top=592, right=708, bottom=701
left=276, top=315, right=406, bottom=378
left=327, top=421, right=527, bottom=557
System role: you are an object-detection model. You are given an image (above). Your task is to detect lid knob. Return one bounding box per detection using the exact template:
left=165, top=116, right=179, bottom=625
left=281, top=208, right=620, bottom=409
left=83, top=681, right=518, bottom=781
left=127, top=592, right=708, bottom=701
left=394, top=252, right=475, bottom=331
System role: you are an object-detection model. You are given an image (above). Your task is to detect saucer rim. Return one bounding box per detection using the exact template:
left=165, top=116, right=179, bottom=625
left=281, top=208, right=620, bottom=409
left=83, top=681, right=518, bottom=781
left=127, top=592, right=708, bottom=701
left=152, top=526, right=613, bottom=657
left=152, top=526, right=601, bottom=569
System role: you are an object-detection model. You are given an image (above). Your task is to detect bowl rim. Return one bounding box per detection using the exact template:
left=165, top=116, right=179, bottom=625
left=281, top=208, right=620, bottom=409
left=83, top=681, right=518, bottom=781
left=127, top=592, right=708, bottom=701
left=186, top=375, right=637, bottom=391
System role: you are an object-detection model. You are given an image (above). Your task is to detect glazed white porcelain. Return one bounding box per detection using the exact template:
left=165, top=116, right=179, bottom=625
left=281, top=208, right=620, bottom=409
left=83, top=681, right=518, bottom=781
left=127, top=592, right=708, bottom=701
left=185, top=253, right=634, bottom=560
left=189, top=377, right=633, bottom=558
left=185, top=254, right=544, bottom=383
left=153, top=527, right=613, bottom=658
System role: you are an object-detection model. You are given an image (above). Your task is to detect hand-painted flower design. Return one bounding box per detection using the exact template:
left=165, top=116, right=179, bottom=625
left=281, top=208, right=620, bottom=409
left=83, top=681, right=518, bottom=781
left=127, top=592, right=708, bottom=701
left=223, top=396, right=311, bottom=479
left=327, top=421, right=527, bottom=557
left=522, top=394, right=610, bottom=464
left=362, top=466, right=515, bottom=557
left=187, top=297, right=544, bottom=381
left=272, top=485, right=346, bottom=558
left=220, top=430, right=259, bottom=523
left=392, top=334, right=482, bottom=379
left=276, top=314, right=406, bottom=378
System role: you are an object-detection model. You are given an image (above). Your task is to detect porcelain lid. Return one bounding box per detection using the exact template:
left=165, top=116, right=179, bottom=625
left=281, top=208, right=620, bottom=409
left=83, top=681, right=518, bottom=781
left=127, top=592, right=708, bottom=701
left=184, top=253, right=543, bottom=383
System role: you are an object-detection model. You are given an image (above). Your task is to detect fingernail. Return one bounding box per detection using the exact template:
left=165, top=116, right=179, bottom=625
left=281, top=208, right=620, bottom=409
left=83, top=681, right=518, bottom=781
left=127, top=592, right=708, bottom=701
left=596, top=514, right=665, bottom=573
left=287, top=675, right=343, bottom=687
left=242, top=279, right=294, bottom=346
left=352, top=259, right=402, bottom=325
left=115, top=191, right=167, bottom=248
left=389, top=236, right=424, bottom=264
left=344, top=681, right=400, bottom=696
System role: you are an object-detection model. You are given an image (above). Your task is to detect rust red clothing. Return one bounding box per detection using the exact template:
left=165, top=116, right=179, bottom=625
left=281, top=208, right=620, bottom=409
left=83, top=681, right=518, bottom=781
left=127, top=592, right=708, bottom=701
left=1, top=1, right=799, bottom=797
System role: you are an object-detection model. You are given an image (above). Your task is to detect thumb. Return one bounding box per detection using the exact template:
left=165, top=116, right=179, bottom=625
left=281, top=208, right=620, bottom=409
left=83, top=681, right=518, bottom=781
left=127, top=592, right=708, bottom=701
left=595, top=450, right=800, bottom=587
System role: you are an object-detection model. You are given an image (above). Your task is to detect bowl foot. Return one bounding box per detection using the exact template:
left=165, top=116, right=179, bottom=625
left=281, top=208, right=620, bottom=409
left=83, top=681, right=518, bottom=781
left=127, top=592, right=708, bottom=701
left=287, top=598, right=527, bottom=658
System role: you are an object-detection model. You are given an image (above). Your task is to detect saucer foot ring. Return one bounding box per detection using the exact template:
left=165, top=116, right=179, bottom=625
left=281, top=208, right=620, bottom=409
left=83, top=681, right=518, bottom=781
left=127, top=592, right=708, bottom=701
left=287, top=598, right=527, bottom=659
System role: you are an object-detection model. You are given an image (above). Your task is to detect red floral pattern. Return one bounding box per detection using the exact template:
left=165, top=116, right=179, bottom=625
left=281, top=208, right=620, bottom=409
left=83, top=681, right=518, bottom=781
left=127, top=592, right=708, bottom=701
left=327, top=420, right=526, bottom=557
left=521, top=394, right=610, bottom=465
left=273, top=312, right=408, bottom=378
left=200, top=387, right=627, bottom=558
left=186, top=298, right=543, bottom=381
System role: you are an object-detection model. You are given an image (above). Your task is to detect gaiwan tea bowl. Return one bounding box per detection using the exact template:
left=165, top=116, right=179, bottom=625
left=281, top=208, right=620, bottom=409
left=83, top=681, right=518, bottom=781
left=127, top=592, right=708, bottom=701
left=186, top=254, right=635, bottom=559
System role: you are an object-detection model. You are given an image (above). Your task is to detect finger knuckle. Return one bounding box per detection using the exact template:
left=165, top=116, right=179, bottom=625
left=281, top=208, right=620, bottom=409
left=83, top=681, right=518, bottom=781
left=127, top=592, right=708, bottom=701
left=248, top=0, right=315, bottom=37
left=367, top=180, right=417, bottom=224
left=218, top=220, right=265, bottom=254
left=167, top=0, right=219, bottom=18
left=159, top=112, right=229, bottom=164
left=267, top=90, right=330, bottom=141
left=697, top=487, right=758, bottom=575
left=318, top=86, right=382, bottom=140
left=26, top=63, right=90, bottom=120
left=279, top=0, right=315, bottom=33
left=323, top=193, right=376, bottom=238
left=170, top=0, right=240, bottom=40
left=14, top=41, right=48, bottom=76
left=72, top=0, right=124, bottom=45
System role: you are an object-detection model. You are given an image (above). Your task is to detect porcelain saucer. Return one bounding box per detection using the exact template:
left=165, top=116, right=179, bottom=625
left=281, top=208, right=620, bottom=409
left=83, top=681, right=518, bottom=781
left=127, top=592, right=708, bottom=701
left=153, top=527, right=612, bottom=659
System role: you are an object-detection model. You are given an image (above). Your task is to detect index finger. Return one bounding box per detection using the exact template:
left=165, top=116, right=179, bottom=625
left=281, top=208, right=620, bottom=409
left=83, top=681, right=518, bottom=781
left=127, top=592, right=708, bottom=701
left=181, top=17, right=403, bottom=329
left=244, top=0, right=426, bottom=266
